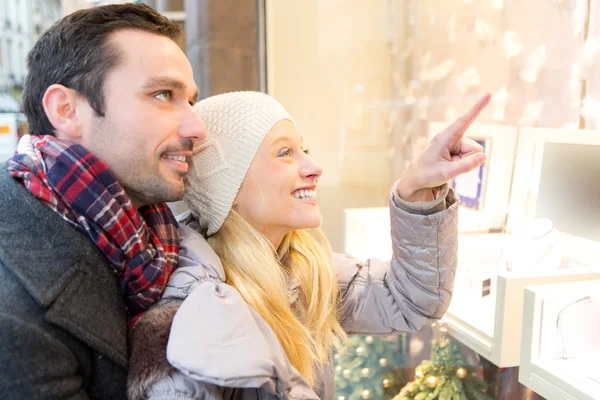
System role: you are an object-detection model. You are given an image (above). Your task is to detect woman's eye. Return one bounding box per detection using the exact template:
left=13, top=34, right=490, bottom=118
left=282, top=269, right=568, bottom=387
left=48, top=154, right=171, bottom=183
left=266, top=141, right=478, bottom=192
left=154, top=91, right=172, bottom=102
left=278, top=148, right=292, bottom=157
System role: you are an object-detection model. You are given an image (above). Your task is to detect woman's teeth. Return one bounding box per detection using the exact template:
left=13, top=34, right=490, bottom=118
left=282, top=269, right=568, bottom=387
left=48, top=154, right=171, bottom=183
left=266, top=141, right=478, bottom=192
left=293, top=189, right=316, bottom=200
left=165, top=155, right=186, bottom=162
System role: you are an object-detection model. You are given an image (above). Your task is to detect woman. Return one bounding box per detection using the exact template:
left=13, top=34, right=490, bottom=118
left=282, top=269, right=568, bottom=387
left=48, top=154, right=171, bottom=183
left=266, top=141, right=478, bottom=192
left=128, top=91, right=490, bottom=400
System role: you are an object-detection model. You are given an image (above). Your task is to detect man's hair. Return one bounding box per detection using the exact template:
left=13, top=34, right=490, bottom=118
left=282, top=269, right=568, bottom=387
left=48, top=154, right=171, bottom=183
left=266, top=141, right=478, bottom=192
left=21, top=3, right=182, bottom=136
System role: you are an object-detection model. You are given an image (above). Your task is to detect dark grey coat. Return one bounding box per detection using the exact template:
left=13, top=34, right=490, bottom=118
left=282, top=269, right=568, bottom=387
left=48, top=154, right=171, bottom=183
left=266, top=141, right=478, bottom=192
left=0, top=166, right=128, bottom=399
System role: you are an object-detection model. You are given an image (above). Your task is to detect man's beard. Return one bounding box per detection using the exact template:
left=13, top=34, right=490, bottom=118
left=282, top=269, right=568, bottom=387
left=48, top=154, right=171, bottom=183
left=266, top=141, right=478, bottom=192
left=124, top=172, right=186, bottom=207
left=89, top=116, right=191, bottom=207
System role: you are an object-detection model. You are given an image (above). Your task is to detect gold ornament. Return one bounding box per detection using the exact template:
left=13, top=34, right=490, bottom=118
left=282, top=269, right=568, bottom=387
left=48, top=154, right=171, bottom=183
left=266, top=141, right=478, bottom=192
left=415, top=369, right=424, bottom=379
left=456, top=367, right=468, bottom=379
left=379, top=358, right=388, bottom=367
left=383, top=378, right=390, bottom=388
left=426, top=376, right=438, bottom=388
left=361, top=389, right=371, bottom=399
left=342, top=369, right=351, bottom=379
left=356, top=346, right=365, bottom=356
left=361, top=368, right=370, bottom=377
left=398, top=381, right=416, bottom=397
left=365, top=336, right=374, bottom=344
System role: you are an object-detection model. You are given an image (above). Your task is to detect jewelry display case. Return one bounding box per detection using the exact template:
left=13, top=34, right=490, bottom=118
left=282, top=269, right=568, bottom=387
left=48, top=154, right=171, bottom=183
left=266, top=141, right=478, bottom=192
left=519, top=280, right=600, bottom=400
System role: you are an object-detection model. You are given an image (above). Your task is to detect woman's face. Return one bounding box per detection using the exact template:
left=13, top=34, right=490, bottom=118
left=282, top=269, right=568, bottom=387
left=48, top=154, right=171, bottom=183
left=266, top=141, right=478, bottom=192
left=234, top=120, right=323, bottom=246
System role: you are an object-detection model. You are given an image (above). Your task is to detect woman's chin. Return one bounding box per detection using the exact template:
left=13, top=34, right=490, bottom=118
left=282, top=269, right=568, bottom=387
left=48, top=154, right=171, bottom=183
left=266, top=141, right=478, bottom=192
left=296, top=214, right=323, bottom=230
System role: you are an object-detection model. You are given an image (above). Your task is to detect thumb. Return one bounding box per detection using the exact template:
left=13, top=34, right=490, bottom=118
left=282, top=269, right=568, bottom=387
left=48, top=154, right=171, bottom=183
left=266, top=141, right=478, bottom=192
left=443, top=153, right=486, bottom=181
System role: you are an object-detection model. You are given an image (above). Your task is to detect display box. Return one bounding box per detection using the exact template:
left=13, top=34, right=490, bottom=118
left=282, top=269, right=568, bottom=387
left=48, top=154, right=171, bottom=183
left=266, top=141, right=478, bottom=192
left=444, top=125, right=600, bottom=368
left=519, top=280, right=600, bottom=400
left=344, top=208, right=600, bottom=368
left=345, top=124, right=600, bottom=368
left=442, top=234, right=600, bottom=368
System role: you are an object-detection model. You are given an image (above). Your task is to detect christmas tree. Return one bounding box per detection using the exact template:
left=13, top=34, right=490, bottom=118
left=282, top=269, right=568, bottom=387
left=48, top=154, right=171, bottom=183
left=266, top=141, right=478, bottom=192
left=334, top=334, right=409, bottom=400
left=393, top=333, right=493, bottom=400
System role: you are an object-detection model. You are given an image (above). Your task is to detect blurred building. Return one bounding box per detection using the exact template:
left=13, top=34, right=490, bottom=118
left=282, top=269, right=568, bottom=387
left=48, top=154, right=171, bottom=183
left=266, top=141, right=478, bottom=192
left=0, top=0, right=61, bottom=160
left=142, top=0, right=265, bottom=99
left=0, top=0, right=62, bottom=93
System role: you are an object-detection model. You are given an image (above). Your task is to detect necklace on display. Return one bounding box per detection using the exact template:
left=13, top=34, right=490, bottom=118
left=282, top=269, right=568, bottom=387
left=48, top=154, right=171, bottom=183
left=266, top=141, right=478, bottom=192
left=556, top=295, right=600, bottom=360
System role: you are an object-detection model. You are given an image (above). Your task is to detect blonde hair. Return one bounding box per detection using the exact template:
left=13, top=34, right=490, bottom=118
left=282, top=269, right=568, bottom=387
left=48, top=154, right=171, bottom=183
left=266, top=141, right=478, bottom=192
left=207, top=210, right=347, bottom=385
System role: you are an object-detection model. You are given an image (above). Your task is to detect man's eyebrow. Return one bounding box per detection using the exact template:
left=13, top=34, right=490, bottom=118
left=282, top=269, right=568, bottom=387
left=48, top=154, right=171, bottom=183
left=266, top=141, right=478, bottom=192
left=142, top=77, right=199, bottom=103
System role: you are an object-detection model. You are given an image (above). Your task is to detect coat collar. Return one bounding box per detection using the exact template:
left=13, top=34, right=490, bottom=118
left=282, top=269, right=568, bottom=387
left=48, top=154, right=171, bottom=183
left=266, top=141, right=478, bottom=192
left=0, top=167, right=127, bottom=367
left=159, top=224, right=319, bottom=399
left=174, top=219, right=301, bottom=306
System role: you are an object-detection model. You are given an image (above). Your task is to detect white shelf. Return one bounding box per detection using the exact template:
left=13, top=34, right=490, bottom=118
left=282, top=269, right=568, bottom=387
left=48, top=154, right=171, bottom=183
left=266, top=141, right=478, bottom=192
left=342, top=203, right=600, bottom=370
left=519, top=281, right=600, bottom=400
left=442, top=234, right=600, bottom=368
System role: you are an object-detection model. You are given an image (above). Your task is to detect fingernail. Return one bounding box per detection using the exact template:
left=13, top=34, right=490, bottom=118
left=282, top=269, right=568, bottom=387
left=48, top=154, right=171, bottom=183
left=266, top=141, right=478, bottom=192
left=478, top=154, right=486, bottom=164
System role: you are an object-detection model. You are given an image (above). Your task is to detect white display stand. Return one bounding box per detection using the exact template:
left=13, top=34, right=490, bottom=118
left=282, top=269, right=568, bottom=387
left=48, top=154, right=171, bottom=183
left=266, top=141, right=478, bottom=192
left=345, top=123, right=600, bottom=370
left=444, top=125, right=600, bottom=368
left=442, top=233, right=600, bottom=368
left=344, top=208, right=600, bottom=368
left=519, top=281, right=600, bottom=400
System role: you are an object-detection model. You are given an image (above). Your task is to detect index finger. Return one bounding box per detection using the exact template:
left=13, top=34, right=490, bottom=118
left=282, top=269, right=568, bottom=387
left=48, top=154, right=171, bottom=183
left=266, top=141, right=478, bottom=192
left=460, top=136, right=485, bottom=156
left=442, top=93, right=492, bottom=140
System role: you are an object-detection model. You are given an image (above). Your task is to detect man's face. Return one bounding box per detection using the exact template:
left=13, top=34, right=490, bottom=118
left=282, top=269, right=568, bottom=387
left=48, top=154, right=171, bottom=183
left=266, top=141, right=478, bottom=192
left=78, top=29, right=207, bottom=207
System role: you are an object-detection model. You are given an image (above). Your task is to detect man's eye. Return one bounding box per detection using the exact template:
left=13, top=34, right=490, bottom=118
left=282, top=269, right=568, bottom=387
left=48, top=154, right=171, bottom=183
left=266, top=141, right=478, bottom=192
left=154, top=91, right=172, bottom=102
left=278, top=148, right=292, bottom=157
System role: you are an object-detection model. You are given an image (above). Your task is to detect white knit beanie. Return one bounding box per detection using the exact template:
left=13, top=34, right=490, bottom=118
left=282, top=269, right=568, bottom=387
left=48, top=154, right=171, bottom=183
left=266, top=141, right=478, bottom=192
left=183, top=91, right=295, bottom=236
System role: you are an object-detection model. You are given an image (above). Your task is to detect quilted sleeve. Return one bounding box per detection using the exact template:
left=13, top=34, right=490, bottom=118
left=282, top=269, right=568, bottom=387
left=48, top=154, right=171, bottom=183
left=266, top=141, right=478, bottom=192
left=335, top=188, right=459, bottom=334
left=146, top=372, right=225, bottom=400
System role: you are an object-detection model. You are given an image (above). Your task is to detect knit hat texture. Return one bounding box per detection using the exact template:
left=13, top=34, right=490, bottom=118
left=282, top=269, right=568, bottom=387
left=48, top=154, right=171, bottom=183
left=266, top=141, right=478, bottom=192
left=183, top=91, right=295, bottom=236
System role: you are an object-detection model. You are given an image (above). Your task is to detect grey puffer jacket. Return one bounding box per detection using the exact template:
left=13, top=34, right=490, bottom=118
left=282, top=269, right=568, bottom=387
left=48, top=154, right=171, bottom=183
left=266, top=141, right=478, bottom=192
left=127, top=186, right=459, bottom=400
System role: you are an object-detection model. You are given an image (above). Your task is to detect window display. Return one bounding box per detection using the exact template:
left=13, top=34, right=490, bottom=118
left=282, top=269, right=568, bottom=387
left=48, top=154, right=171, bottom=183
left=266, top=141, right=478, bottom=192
left=520, top=280, right=600, bottom=400
left=442, top=231, right=600, bottom=368
left=268, top=0, right=600, bottom=398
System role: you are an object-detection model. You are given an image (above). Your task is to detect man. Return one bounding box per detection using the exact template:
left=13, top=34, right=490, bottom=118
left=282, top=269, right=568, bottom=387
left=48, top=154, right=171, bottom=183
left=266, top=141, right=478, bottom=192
left=0, top=3, right=206, bottom=398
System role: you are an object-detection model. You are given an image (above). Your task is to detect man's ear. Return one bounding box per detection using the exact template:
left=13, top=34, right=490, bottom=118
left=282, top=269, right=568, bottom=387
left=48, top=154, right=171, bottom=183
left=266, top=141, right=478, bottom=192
left=232, top=194, right=239, bottom=207
left=42, top=84, right=83, bottom=140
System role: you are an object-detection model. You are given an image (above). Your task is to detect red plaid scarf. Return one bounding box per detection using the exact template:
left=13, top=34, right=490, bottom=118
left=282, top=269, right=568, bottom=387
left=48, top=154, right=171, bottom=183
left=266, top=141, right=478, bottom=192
left=8, top=135, right=179, bottom=324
